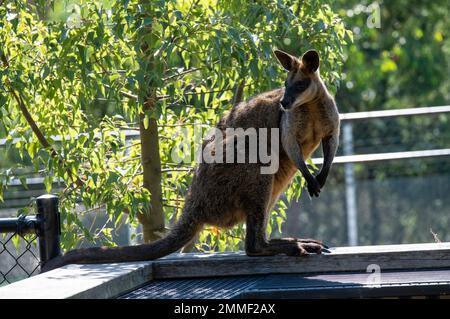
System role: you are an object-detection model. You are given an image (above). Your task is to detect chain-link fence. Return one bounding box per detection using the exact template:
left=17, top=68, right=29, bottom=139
left=0, top=232, right=40, bottom=286
left=0, top=195, right=61, bottom=286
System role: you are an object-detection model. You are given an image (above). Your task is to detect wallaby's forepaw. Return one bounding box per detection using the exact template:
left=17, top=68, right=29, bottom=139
left=307, top=177, right=321, bottom=197
left=316, top=172, right=326, bottom=189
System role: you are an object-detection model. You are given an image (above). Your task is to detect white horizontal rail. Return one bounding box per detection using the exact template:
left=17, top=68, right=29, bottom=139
left=1, top=106, right=450, bottom=187
left=6, top=177, right=64, bottom=187
left=0, top=130, right=140, bottom=146
left=1, top=106, right=449, bottom=146
left=4, top=149, right=450, bottom=187
left=311, top=148, right=450, bottom=165
left=340, top=105, right=450, bottom=121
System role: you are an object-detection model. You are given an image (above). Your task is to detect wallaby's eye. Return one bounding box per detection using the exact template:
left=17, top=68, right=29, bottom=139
left=284, top=80, right=288, bottom=87
left=296, top=80, right=307, bottom=88
left=295, top=79, right=311, bottom=91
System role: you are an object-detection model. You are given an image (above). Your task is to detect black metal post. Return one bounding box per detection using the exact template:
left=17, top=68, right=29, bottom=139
left=36, top=194, right=61, bottom=266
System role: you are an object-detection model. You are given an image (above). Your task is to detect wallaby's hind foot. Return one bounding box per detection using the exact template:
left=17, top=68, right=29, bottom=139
left=246, top=238, right=328, bottom=257
left=269, top=237, right=329, bottom=249
left=269, top=238, right=330, bottom=253
left=245, top=242, right=307, bottom=256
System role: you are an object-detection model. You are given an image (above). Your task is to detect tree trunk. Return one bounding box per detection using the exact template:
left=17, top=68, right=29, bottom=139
left=138, top=97, right=165, bottom=243
left=135, top=3, right=166, bottom=243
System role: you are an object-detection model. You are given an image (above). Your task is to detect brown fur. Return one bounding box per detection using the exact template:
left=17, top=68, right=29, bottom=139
left=41, top=49, right=340, bottom=271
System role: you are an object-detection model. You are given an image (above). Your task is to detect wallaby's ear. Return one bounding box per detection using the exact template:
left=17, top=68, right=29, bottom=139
left=301, top=50, right=320, bottom=73
left=274, top=49, right=296, bottom=71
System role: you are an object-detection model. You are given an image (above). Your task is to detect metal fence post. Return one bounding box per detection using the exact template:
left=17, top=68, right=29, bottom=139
left=343, top=122, right=358, bottom=246
left=36, top=194, right=61, bottom=266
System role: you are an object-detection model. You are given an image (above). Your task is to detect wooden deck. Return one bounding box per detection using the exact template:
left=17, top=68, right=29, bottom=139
left=150, top=243, right=450, bottom=279
left=1, top=243, right=450, bottom=299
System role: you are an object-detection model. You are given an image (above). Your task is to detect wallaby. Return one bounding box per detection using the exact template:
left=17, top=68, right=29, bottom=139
left=41, top=49, right=340, bottom=272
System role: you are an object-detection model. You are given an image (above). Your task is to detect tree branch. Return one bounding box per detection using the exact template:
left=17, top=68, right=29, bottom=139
left=102, top=83, right=138, bottom=100
left=295, top=0, right=305, bottom=16
left=1, top=52, right=84, bottom=187
left=162, top=67, right=201, bottom=82
left=232, top=80, right=246, bottom=106
left=1, top=54, right=54, bottom=151
left=157, top=84, right=249, bottom=104
left=161, top=168, right=193, bottom=172
left=120, top=90, right=138, bottom=100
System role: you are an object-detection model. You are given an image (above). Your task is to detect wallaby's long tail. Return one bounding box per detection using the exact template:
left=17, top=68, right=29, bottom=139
left=41, top=214, right=200, bottom=272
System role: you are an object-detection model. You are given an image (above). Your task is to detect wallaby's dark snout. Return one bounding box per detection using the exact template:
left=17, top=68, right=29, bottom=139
left=280, top=96, right=293, bottom=109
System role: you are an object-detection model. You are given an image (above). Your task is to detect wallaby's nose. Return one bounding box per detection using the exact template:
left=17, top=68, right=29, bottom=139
left=280, top=98, right=290, bottom=109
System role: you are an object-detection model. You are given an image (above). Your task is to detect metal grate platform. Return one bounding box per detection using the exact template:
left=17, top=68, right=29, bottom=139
left=119, top=275, right=263, bottom=299
left=119, top=269, right=450, bottom=299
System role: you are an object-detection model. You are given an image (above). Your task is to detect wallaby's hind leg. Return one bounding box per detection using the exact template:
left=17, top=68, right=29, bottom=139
left=180, top=233, right=199, bottom=253
left=244, top=209, right=270, bottom=256
left=243, top=179, right=328, bottom=256
left=243, top=173, right=328, bottom=256
left=244, top=204, right=327, bottom=256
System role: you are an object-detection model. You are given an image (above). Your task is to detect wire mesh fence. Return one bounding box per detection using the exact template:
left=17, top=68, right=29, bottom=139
left=0, top=195, right=61, bottom=287
left=0, top=232, right=40, bottom=286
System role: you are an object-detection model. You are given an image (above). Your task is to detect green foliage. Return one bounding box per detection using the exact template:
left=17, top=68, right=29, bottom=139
left=333, top=1, right=450, bottom=182
left=1, top=0, right=349, bottom=251
left=334, top=0, right=450, bottom=111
